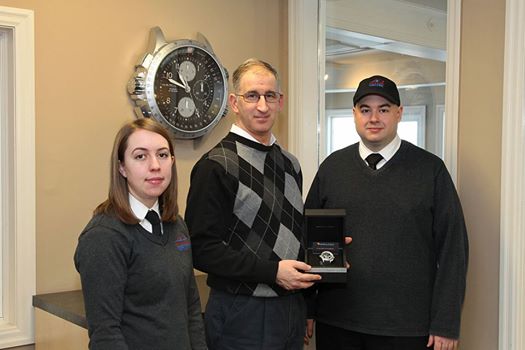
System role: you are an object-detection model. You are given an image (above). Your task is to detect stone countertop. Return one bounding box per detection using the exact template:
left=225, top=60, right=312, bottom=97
left=33, top=290, right=87, bottom=329
left=32, top=274, right=209, bottom=331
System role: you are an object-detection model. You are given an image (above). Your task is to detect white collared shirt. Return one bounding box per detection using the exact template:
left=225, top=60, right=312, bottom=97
left=230, top=124, right=277, bottom=146
left=359, top=135, right=402, bottom=170
left=128, top=193, right=163, bottom=235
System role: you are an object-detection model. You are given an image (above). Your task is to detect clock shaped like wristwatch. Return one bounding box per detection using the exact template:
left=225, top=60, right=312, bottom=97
left=128, top=27, right=229, bottom=139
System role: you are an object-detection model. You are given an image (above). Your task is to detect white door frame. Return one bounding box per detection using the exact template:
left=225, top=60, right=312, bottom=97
left=499, top=0, right=525, bottom=348
left=0, top=6, right=36, bottom=348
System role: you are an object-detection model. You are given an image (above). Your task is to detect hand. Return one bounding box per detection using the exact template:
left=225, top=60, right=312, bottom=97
left=167, top=78, right=187, bottom=90
left=178, top=72, right=191, bottom=92
left=427, top=335, right=459, bottom=350
left=276, top=260, right=321, bottom=290
left=304, top=319, right=315, bottom=345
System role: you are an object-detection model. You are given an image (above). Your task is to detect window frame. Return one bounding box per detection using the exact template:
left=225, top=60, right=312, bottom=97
left=0, top=6, right=35, bottom=348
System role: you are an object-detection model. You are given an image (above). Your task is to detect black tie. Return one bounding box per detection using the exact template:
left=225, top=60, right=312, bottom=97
left=145, top=210, right=162, bottom=236
left=366, top=153, right=383, bottom=170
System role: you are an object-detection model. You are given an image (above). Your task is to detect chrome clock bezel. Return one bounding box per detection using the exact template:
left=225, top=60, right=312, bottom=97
left=128, top=28, right=228, bottom=139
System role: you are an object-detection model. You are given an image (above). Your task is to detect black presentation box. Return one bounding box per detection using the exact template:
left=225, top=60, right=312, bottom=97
left=305, top=209, right=347, bottom=283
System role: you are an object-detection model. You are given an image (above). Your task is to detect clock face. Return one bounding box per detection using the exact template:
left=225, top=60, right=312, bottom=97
left=145, top=41, right=228, bottom=139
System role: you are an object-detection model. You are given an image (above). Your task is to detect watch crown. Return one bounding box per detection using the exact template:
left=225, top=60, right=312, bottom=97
left=128, top=68, right=146, bottom=94
left=127, top=68, right=152, bottom=119
left=128, top=75, right=146, bottom=100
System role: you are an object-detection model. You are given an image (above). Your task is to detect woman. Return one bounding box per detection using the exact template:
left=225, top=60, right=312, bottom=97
left=75, top=118, right=206, bottom=350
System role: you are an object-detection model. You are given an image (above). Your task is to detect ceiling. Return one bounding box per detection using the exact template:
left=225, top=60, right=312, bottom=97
left=401, top=0, right=447, bottom=12
left=325, top=0, right=447, bottom=64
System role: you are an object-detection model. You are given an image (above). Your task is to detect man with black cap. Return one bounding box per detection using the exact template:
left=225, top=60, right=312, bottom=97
left=304, top=75, right=469, bottom=350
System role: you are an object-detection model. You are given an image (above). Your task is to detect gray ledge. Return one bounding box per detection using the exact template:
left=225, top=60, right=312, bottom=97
left=33, top=290, right=87, bottom=329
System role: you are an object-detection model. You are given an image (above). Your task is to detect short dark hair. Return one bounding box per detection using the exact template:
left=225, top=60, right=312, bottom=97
left=232, top=58, right=280, bottom=93
left=94, top=118, right=179, bottom=223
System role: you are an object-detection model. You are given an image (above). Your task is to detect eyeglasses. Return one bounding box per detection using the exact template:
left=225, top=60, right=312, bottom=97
left=235, top=91, right=282, bottom=103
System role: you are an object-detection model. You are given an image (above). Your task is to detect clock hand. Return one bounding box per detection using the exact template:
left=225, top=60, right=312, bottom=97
left=168, top=78, right=186, bottom=89
left=178, top=72, right=191, bottom=93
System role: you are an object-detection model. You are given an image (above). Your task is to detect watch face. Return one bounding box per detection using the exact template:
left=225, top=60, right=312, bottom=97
left=145, top=40, right=228, bottom=139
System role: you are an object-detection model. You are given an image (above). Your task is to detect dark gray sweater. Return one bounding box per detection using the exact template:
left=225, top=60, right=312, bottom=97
left=305, top=141, right=468, bottom=339
left=74, top=213, right=207, bottom=350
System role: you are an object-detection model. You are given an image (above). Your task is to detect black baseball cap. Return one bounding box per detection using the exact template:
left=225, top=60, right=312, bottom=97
left=353, top=75, right=400, bottom=106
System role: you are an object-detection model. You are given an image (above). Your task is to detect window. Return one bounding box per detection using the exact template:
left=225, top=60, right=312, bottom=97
left=325, top=105, right=426, bottom=156
left=288, top=0, right=460, bottom=192
left=0, top=6, right=35, bottom=348
left=322, top=0, right=446, bottom=160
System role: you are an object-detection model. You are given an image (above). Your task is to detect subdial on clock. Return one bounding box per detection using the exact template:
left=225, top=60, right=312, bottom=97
left=177, top=97, right=196, bottom=118
left=193, top=80, right=211, bottom=101
left=179, top=61, right=197, bottom=82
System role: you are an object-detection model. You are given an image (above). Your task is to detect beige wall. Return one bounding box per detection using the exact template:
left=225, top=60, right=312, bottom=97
left=0, top=0, right=508, bottom=349
left=35, top=309, right=88, bottom=350
left=0, top=0, right=287, bottom=294
left=458, top=0, right=504, bottom=349
left=0, top=0, right=287, bottom=346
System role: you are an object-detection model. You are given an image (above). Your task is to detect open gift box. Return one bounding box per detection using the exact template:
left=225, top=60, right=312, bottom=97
left=304, top=209, right=347, bottom=283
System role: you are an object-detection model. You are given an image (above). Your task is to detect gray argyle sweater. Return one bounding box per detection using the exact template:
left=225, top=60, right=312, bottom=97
left=185, top=132, right=304, bottom=297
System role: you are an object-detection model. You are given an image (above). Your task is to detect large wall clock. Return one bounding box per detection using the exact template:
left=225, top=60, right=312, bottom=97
left=128, top=27, right=229, bottom=139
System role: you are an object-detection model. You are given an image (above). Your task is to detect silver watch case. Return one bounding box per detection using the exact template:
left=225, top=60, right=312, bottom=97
left=128, top=27, right=229, bottom=139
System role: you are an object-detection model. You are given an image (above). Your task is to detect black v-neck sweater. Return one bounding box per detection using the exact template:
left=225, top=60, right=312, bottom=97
left=305, top=141, right=468, bottom=339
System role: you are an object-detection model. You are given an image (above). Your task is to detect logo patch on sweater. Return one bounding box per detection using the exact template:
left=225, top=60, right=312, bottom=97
left=175, top=235, right=191, bottom=252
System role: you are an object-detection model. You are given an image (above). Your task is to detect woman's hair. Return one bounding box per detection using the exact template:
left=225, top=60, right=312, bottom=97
left=94, top=118, right=178, bottom=223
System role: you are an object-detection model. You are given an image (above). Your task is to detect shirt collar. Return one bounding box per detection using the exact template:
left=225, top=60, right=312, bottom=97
left=230, top=124, right=276, bottom=146
left=128, top=193, right=160, bottom=220
left=359, top=135, right=401, bottom=162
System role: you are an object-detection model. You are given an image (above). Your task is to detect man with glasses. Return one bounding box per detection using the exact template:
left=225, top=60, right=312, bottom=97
left=185, top=58, right=320, bottom=349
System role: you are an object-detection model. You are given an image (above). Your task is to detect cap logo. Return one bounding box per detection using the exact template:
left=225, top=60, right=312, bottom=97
left=369, top=79, right=385, bottom=88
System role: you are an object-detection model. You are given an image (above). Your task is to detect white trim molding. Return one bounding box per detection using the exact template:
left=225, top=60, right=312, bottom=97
left=443, top=0, right=461, bottom=182
left=0, top=6, right=35, bottom=348
left=499, top=0, right=525, bottom=349
left=287, top=0, right=320, bottom=194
